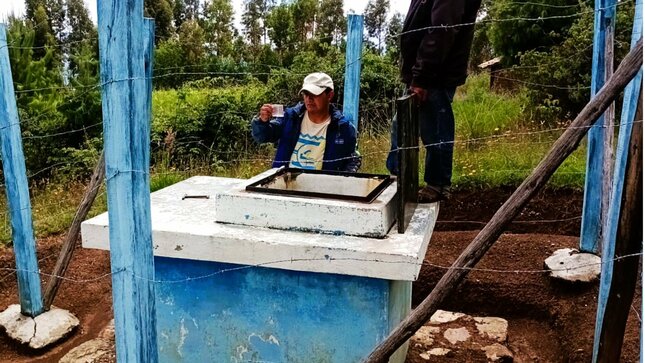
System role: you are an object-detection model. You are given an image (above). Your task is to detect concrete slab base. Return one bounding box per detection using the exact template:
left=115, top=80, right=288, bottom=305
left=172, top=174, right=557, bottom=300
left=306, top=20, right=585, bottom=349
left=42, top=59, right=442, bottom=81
left=0, top=304, right=79, bottom=349
left=544, top=248, right=601, bottom=283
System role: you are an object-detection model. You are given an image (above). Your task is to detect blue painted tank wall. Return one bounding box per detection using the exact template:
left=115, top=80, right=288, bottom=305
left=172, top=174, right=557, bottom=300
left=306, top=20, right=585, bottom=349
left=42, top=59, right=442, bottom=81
left=153, top=256, right=405, bottom=362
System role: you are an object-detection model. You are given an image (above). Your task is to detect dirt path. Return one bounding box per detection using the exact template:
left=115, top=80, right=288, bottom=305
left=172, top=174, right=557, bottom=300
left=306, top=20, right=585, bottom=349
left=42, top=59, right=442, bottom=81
left=0, top=188, right=640, bottom=362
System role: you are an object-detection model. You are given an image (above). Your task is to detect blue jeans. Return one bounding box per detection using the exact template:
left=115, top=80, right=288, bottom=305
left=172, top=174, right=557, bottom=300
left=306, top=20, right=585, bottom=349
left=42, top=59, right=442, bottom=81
left=386, top=87, right=456, bottom=187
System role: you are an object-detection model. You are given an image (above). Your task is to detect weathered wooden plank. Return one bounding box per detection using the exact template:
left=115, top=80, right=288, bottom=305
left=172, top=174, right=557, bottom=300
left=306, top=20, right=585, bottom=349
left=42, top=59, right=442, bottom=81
left=580, top=0, right=618, bottom=253
left=593, top=93, right=642, bottom=363
left=592, top=1, right=643, bottom=360
left=97, top=1, right=158, bottom=361
left=0, top=24, right=43, bottom=317
left=365, top=39, right=643, bottom=363
left=396, top=94, right=418, bottom=234
left=342, top=14, right=364, bottom=130
left=43, top=153, right=105, bottom=309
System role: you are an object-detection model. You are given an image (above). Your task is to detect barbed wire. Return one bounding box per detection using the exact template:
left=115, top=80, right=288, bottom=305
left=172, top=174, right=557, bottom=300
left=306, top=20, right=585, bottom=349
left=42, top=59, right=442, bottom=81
left=0, top=252, right=641, bottom=286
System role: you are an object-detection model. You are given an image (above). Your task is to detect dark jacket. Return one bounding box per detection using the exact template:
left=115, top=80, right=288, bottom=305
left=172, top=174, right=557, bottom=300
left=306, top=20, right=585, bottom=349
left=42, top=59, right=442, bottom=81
left=251, top=103, right=360, bottom=172
left=400, top=0, right=482, bottom=88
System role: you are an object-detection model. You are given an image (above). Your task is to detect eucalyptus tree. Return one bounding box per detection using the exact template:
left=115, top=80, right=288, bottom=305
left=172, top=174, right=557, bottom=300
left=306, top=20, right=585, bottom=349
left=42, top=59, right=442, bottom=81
left=203, top=0, right=236, bottom=57
left=364, top=0, right=389, bottom=52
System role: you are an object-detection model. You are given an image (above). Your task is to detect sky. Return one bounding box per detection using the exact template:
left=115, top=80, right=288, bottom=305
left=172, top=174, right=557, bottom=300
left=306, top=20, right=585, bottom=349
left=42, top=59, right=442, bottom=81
left=1, top=0, right=410, bottom=27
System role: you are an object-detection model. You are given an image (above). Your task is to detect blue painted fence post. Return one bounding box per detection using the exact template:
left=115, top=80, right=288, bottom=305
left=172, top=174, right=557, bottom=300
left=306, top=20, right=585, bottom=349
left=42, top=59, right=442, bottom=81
left=580, top=0, right=617, bottom=253
left=97, top=1, right=158, bottom=361
left=592, top=0, right=642, bottom=361
left=343, top=14, right=364, bottom=131
left=0, top=24, right=44, bottom=317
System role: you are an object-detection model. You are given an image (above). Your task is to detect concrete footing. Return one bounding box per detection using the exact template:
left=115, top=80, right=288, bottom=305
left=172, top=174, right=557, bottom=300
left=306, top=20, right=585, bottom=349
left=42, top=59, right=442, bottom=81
left=0, top=304, right=79, bottom=349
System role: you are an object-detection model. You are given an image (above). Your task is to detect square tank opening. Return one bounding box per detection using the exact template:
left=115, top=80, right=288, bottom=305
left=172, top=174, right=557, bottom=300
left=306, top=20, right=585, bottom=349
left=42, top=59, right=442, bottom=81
left=245, top=168, right=394, bottom=203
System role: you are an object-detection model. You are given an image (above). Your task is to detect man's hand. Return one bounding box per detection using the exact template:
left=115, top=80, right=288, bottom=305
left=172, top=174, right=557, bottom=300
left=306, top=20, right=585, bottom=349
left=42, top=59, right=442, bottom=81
left=258, top=104, right=274, bottom=122
left=409, top=86, right=428, bottom=102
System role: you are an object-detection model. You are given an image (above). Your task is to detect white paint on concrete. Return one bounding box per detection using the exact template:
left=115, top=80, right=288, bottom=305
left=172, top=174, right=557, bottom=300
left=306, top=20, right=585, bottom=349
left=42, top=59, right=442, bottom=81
left=544, top=248, right=601, bottom=282
left=474, top=317, right=508, bottom=343
left=430, top=310, right=466, bottom=324
left=177, top=318, right=187, bottom=358
left=443, top=327, right=471, bottom=345
left=0, top=304, right=79, bottom=349
left=81, top=176, right=438, bottom=281
left=215, top=169, right=397, bottom=238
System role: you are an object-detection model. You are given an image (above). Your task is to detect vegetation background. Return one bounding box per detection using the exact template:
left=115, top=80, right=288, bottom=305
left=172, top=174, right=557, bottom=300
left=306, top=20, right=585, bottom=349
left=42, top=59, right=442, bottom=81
left=0, top=0, right=636, bottom=243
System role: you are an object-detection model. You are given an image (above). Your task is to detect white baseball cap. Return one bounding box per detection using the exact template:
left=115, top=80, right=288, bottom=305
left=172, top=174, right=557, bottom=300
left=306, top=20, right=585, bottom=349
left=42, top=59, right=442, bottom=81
left=299, top=72, right=334, bottom=96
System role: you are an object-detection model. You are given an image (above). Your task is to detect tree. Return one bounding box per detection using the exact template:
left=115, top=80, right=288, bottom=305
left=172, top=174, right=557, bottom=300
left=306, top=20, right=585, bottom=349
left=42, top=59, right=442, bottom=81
left=266, top=3, right=295, bottom=60
left=487, top=0, right=580, bottom=64
left=317, top=0, right=345, bottom=45
left=241, top=0, right=263, bottom=50
left=364, top=0, right=389, bottom=52
left=144, top=0, right=175, bottom=42
left=515, top=1, right=635, bottom=122
left=31, top=4, right=57, bottom=59
left=385, top=11, right=402, bottom=61
left=184, top=0, right=201, bottom=20
left=173, top=0, right=187, bottom=29
left=64, top=0, right=97, bottom=72
left=291, top=0, right=317, bottom=44
left=178, top=19, right=206, bottom=65
left=26, top=0, right=65, bottom=43
left=203, top=0, right=235, bottom=57
left=7, top=17, right=66, bottom=173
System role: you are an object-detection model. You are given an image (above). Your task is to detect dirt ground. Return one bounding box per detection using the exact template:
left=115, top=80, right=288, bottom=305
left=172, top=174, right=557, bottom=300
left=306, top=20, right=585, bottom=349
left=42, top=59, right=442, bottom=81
left=0, top=188, right=641, bottom=363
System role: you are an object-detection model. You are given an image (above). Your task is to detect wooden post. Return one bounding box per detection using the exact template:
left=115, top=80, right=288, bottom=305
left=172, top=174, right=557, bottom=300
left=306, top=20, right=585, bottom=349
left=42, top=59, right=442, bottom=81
left=593, top=93, right=642, bottom=363
left=396, top=95, right=419, bottom=233
left=0, top=24, right=44, bottom=317
left=97, top=1, right=158, bottom=361
left=580, top=0, right=617, bottom=253
left=43, top=153, right=105, bottom=309
left=343, top=14, right=364, bottom=130
left=364, top=40, right=643, bottom=363
left=592, top=2, right=642, bottom=360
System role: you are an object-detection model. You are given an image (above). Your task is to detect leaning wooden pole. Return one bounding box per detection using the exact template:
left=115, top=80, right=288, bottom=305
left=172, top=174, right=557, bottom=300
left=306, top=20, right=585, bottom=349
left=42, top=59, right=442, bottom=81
left=43, top=153, right=105, bottom=310
left=364, top=39, right=643, bottom=363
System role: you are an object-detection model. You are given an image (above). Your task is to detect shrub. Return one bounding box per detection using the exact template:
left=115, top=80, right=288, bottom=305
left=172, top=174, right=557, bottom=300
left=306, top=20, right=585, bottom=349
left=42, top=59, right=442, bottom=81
left=151, top=83, right=267, bottom=165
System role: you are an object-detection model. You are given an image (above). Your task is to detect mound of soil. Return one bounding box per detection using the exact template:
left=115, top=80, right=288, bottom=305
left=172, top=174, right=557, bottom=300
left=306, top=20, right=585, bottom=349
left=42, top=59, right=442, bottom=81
left=0, top=188, right=640, bottom=363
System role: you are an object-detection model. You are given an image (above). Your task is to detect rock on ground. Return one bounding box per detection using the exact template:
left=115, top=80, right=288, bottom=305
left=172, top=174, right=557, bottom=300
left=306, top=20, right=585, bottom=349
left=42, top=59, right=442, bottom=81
left=60, top=319, right=115, bottom=363
left=0, top=304, right=79, bottom=349
left=411, top=310, right=513, bottom=362
left=544, top=248, right=601, bottom=283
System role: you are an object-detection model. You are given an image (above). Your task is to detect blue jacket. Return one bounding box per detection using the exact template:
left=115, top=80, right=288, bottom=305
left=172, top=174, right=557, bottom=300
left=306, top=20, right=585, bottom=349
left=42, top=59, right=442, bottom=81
left=251, top=103, right=360, bottom=172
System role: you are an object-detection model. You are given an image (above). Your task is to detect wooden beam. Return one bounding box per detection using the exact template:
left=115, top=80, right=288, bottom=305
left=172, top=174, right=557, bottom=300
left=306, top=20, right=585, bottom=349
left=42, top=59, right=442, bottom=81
left=364, top=39, right=643, bottom=363
left=343, top=14, right=364, bottom=130
left=593, top=92, right=642, bottom=363
left=581, top=0, right=618, bottom=253
left=43, top=153, right=105, bottom=309
left=593, top=1, right=642, bottom=359
left=97, top=1, right=158, bottom=360
left=0, top=24, right=43, bottom=317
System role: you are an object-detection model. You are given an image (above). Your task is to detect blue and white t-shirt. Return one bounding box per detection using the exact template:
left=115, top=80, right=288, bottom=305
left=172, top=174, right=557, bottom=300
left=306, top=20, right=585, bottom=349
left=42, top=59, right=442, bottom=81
left=289, top=112, right=331, bottom=170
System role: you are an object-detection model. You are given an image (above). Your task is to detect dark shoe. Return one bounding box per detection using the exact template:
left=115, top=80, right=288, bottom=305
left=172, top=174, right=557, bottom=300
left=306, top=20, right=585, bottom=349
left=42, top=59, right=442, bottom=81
left=418, top=185, right=451, bottom=203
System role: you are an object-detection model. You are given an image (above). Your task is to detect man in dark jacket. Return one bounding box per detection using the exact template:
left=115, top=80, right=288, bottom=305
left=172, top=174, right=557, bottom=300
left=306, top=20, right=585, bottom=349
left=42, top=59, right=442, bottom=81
left=387, top=0, right=482, bottom=202
left=252, top=72, right=361, bottom=172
